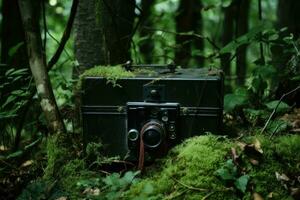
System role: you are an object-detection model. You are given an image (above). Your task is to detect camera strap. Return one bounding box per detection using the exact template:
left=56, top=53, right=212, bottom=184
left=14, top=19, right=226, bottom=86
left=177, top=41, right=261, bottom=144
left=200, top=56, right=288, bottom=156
left=138, top=138, right=145, bottom=171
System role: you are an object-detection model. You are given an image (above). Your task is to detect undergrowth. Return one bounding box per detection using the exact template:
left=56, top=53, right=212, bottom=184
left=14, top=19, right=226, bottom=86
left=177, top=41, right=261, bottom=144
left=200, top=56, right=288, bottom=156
left=18, top=134, right=299, bottom=199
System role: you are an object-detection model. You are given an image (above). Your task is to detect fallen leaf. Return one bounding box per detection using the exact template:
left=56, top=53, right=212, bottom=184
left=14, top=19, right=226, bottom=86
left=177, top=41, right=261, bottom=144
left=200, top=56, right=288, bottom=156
left=292, top=120, right=300, bottom=128
left=83, top=187, right=100, bottom=196
left=56, top=197, right=67, bottom=200
left=249, top=159, right=259, bottom=166
left=254, top=139, right=263, bottom=154
left=253, top=192, right=264, bottom=200
left=237, top=142, right=247, bottom=151
left=21, top=160, right=33, bottom=167
left=267, top=192, right=274, bottom=198
left=275, top=172, right=290, bottom=182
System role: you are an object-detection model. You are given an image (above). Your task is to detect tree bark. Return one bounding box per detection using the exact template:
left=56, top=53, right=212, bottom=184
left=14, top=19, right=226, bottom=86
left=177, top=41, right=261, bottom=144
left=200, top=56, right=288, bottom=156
left=18, top=0, right=65, bottom=135
left=1, top=0, right=28, bottom=67
left=236, top=0, right=250, bottom=85
left=175, top=0, right=203, bottom=67
left=277, top=0, right=300, bottom=39
left=139, top=0, right=155, bottom=63
left=220, top=3, right=236, bottom=76
left=74, top=0, right=135, bottom=72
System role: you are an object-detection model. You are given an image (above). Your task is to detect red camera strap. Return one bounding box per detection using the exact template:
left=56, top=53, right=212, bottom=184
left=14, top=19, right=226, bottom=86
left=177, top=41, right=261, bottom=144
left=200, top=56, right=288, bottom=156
left=138, top=136, right=145, bottom=171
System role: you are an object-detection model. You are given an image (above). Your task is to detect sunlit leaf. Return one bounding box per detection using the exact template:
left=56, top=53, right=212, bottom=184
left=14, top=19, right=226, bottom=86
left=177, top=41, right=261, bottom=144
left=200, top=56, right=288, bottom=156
left=234, top=175, right=249, bottom=193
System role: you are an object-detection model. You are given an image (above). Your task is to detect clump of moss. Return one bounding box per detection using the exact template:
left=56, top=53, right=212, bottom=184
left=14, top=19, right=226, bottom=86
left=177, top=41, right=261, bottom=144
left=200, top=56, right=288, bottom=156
left=125, top=134, right=300, bottom=200
left=246, top=134, right=300, bottom=199
left=79, top=65, right=135, bottom=88
left=43, top=135, right=69, bottom=180
left=125, top=135, right=237, bottom=200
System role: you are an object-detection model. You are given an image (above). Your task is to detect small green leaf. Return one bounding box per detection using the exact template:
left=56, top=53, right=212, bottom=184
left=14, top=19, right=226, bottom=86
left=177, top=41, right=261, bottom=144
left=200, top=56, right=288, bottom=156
left=224, top=93, right=248, bottom=112
left=216, top=168, right=235, bottom=180
left=8, top=42, right=24, bottom=57
left=220, top=25, right=265, bottom=54
left=265, top=100, right=290, bottom=113
left=234, top=175, right=249, bottom=193
left=216, top=159, right=237, bottom=181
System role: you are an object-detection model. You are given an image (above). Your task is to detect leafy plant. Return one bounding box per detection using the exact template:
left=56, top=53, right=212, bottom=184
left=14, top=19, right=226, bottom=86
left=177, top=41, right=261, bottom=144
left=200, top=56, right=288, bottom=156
left=215, top=159, right=250, bottom=193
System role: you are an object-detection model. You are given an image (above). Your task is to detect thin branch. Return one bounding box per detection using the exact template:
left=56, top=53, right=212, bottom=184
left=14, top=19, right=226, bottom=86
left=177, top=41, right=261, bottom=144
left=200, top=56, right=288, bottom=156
left=171, top=177, right=209, bottom=192
left=47, top=0, right=78, bottom=70
left=261, top=85, right=300, bottom=134
left=141, top=26, right=220, bottom=50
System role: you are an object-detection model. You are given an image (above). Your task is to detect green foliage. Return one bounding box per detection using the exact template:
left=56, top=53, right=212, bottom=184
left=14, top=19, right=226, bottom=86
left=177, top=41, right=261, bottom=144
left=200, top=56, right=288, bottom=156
left=0, top=67, right=32, bottom=147
left=224, top=87, right=250, bottom=113
left=220, top=24, right=266, bottom=54
left=265, top=100, right=290, bottom=113
left=17, top=179, right=65, bottom=200
left=234, top=175, right=249, bottom=193
left=215, top=159, right=249, bottom=193
left=216, top=159, right=238, bottom=181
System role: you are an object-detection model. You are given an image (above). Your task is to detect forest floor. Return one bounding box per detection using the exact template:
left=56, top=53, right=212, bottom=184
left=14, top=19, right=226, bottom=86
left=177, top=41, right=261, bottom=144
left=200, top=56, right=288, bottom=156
left=1, top=108, right=300, bottom=200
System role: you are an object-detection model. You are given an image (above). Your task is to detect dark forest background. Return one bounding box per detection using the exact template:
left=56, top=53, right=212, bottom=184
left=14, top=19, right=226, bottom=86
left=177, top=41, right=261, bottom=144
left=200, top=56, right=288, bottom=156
left=0, top=0, right=299, bottom=199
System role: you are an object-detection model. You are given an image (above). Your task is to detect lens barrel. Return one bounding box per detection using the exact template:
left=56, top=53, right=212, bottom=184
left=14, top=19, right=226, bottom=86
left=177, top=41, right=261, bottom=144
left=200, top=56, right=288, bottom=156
left=141, top=120, right=165, bottom=148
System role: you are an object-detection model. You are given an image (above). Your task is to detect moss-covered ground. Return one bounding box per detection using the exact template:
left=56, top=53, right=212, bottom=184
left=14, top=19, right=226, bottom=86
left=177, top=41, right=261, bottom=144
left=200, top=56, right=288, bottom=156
left=124, top=134, right=300, bottom=200
left=18, top=133, right=299, bottom=199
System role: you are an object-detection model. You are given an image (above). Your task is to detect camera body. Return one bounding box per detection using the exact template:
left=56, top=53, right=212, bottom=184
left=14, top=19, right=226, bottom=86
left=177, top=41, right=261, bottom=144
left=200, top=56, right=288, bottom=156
left=81, top=65, right=223, bottom=161
left=127, top=102, right=180, bottom=159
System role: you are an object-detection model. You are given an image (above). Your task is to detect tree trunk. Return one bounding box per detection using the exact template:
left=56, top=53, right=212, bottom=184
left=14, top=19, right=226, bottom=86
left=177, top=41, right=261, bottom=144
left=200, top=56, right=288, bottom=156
left=18, top=0, right=65, bottom=136
left=139, top=0, right=155, bottom=63
left=74, top=0, right=135, bottom=72
left=1, top=0, right=28, bottom=67
left=175, top=0, right=203, bottom=67
left=274, top=0, right=300, bottom=105
left=273, top=0, right=300, bottom=70
left=236, top=0, right=250, bottom=85
left=220, top=3, right=236, bottom=76
left=277, top=0, right=300, bottom=39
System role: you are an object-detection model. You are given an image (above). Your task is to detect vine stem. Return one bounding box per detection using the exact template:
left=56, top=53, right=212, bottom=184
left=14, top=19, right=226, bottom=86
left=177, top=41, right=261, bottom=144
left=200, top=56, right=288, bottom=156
left=260, top=85, right=300, bottom=134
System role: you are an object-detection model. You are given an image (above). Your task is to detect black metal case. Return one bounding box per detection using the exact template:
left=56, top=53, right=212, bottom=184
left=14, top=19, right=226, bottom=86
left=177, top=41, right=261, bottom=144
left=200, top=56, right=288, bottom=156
left=81, top=67, right=224, bottom=158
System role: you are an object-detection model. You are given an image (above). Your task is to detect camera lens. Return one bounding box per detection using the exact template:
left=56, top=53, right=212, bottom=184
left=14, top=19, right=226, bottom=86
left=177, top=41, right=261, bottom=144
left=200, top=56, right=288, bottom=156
left=141, top=120, right=165, bottom=148
left=128, top=129, right=139, bottom=141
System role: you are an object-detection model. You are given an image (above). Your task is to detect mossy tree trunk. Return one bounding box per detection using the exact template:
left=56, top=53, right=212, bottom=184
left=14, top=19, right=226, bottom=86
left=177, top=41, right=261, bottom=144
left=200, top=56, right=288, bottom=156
left=18, top=0, right=69, bottom=179
left=74, top=0, right=135, bottom=72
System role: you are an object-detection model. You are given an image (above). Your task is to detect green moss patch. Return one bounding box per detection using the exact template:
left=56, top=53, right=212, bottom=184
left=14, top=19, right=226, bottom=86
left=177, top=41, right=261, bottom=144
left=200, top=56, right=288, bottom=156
left=125, top=134, right=300, bottom=200
left=125, top=135, right=236, bottom=200
left=79, top=65, right=135, bottom=87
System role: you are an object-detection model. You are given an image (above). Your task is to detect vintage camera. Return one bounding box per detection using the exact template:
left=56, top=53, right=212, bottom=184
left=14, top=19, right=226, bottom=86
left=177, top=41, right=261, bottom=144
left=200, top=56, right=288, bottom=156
left=127, top=101, right=180, bottom=159
left=81, top=64, right=223, bottom=161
